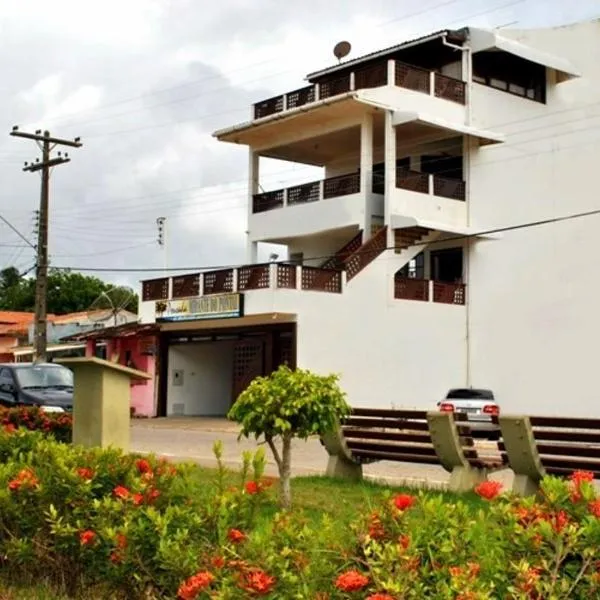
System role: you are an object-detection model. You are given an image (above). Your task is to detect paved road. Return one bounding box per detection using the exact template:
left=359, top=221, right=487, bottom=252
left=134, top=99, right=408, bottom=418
left=131, top=418, right=514, bottom=489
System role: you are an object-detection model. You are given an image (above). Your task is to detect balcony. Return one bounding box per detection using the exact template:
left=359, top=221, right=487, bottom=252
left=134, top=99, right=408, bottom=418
left=252, top=172, right=361, bottom=214
left=141, top=264, right=344, bottom=304
left=253, top=60, right=466, bottom=120
left=396, top=168, right=465, bottom=202
left=394, top=278, right=466, bottom=305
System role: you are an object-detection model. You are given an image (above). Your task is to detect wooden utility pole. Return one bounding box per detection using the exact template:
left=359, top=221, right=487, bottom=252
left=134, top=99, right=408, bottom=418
left=9, top=127, right=82, bottom=363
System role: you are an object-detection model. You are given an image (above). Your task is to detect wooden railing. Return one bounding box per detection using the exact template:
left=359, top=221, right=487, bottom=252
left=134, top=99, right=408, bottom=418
left=396, top=167, right=466, bottom=201
left=394, top=277, right=430, bottom=302
left=276, top=264, right=297, bottom=289
left=252, top=172, right=360, bottom=214
left=300, top=266, right=342, bottom=293
left=253, top=190, right=284, bottom=213
left=433, top=281, right=466, bottom=305
left=172, top=274, right=199, bottom=299
left=238, top=264, right=271, bottom=291
left=344, top=226, right=388, bottom=282
left=393, top=279, right=466, bottom=305
left=252, top=59, right=466, bottom=119
left=142, top=278, right=169, bottom=301
left=321, top=230, right=363, bottom=270
left=203, top=269, right=234, bottom=295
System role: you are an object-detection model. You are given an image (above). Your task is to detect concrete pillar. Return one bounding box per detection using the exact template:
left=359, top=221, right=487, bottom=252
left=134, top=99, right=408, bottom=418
left=384, top=110, right=396, bottom=246
left=85, top=340, right=96, bottom=358
left=360, top=114, right=374, bottom=237
left=247, top=150, right=259, bottom=263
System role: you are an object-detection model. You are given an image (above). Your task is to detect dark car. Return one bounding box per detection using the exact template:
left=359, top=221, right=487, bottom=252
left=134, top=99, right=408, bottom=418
left=0, top=363, right=74, bottom=412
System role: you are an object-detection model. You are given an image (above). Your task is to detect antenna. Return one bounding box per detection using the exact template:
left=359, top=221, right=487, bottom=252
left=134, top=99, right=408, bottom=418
left=333, top=41, right=351, bottom=63
left=86, top=288, right=134, bottom=328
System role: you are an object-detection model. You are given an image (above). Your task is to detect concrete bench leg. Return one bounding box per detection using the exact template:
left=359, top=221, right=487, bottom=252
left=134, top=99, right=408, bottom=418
left=448, top=466, right=488, bottom=493
left=498, top=415, right=544, bottom=497
left=326, top=454, right=363, bottom=481
left=321, top=426, right=363, bottom=481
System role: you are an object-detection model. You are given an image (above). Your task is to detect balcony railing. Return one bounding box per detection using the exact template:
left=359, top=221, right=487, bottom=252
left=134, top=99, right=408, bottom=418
left=396, top=167, right=466, bottom=201
left=395, top=278, right=466, bottom=305
left=252, top=60, right=466, bottom=119
left=252, top=171, right=360, bottom=214
left=142, top=264, right=345, bottom=302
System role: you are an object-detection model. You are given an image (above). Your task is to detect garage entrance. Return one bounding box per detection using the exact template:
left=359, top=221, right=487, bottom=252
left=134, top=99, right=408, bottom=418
left=156, top=319, right=295, bottom=418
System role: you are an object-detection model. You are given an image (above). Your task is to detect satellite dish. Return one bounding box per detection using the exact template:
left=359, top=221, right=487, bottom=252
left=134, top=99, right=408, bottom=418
left=87, top=288, right=134, bottom=328
left=333, top=41, right=351, bottom=63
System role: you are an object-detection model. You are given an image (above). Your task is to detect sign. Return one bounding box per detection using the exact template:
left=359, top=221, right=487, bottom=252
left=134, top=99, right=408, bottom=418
left=156, top=293, right=243, bottom=322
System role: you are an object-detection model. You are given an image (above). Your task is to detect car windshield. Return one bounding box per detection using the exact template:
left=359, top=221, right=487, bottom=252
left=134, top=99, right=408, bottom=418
left=15, top=366, right=73, bottom=389
left=446, top=389, right=494, bottom=400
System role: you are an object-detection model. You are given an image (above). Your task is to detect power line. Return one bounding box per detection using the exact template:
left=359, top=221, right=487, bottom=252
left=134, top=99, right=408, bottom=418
left=0, top=213, right=36, bottom=249
left=48, top=203, right=600, bottom=274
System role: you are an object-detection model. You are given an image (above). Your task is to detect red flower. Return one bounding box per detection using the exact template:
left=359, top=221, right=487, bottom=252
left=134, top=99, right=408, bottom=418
left=79, top=530, right=96, bottom=546
left=368, top=512, right=385, bottom=540
left=245, top=480, right=260, bottom=495
left=76, top=467, right=94, bottom=480
left=132, top=493, right=144, bottom=506
left=8, top=468, right=39, bottom=492
left=3, top=423, right=16, bottom=434
left=589, top=500, right=600, bottom=518
left=449, top=566, right=463, bottom=578
left=116, top=533, right=127, bottom=549
left=110, top=551, right=123, bottom=564
left=366, top=595, right=395, bottom=600
left=135, top=458, right=152, bottom=475
left=399, top=534, right=410, bottom=550
left=177, top=571, right=215, bottom=600
left=113, top=485, right=130, bottom=500
left=552, top=510, right=569, bottom=532
left=147, top=488, right=161, bottom=503
left=474, top=480, right=503, bottom=500
left=227, top=529, right=246, bottom=544
left=393, top=494, right=416, bottom=511
left=571, top=470, right=594, bottom=486
left=242, top=570, right=276, bottom=596
left=468, top=562, right=481, bottom=579
left=211, top=556, right=225, bottom=569
left=335, top=570, right=370, bottom=592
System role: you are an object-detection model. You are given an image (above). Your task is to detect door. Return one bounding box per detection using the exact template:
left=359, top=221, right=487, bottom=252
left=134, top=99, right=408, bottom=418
left=232, top=339, right=265, bottom=403
left=430, top=248, right=463, bottom=283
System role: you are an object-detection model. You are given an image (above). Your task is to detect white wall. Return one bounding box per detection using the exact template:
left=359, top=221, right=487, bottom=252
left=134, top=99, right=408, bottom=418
left=467, top=20, right=600, bottom=417
left=167, top=341, right=234, bottom=416
left=249, top=192, right=365, bottom=242
left=390, top=187, right=467, bottom=228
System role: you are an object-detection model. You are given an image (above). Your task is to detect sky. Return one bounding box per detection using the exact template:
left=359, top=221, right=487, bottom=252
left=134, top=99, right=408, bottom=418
left=0, top=0, right=599, bottom=291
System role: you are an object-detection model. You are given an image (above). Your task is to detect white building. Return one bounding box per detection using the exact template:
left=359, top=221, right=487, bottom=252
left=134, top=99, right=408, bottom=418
left=139, top=19, right=600, bottom=418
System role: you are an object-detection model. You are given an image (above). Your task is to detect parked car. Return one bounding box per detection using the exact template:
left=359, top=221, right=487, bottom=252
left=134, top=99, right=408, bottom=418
left=0, top=363, right=74, bottom=412
left=436, top=388, right=499, bottom=439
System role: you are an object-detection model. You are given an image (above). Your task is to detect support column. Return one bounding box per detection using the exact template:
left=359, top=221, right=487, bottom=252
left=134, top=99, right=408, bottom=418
left=247, top=150, right=259, bottom=264
left=384, top=110, right=396, bottom=246
left=360, top=114, right=374, bottom=237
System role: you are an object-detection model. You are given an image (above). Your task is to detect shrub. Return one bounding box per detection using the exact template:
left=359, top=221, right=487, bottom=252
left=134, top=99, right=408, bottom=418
left=228, top=365, right=350, bottom=509
left=0, top=406, right=72, bottom=442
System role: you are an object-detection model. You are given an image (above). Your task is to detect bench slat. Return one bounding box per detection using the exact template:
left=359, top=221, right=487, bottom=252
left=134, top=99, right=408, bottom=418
left=351, top=408, right=428, bottom=419
left=545, top=465, right=600, bottom=478
left=343, top=416, right=429, bottom=431
left=530, top=416, right=600, bottom=430
left=534, top=430, right=600, bottom=444
left=540, top=456, right=600, bottom=471
left=342, top=429, right=433, bottom=444
left=500, top=442, right=600, bottom=459
left=350, top=449, right=441, bottom=465
left=347, top=441, right=439, bottom=458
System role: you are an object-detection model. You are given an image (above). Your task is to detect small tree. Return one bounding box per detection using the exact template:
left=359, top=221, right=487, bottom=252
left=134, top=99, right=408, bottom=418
left=227, top=365, right=350, bottom=509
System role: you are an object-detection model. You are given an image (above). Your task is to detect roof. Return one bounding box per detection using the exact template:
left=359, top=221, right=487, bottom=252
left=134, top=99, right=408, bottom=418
left=305, top=29, right=455, bottom=80
left=62, top=321, right=158, bottom=342
left=0, top=311, right=35, bottom=325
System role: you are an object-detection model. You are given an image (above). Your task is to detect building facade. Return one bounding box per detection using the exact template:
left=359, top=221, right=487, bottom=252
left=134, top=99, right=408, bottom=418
left=140, top=20, right=599, bottom=418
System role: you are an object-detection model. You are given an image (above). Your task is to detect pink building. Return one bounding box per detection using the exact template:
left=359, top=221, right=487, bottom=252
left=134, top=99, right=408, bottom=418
left=65, top=322, right=159, bottom=417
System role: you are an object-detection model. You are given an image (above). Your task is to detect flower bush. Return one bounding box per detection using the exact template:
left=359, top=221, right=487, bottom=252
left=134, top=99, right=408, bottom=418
left=2, top=427, right=600, bottom=599
left=0, top=405, right=72, bottom=442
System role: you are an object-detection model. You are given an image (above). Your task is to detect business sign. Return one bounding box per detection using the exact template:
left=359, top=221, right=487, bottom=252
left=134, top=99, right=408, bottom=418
left=156, top=294, right=243, bottom=322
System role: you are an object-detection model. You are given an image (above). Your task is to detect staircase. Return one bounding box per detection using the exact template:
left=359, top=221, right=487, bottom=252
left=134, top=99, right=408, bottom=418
left=344, top=226, right=388, bottom=282
left=321, top=230, right=363, bottom=270
left=394, top=227, right=431, bottom=253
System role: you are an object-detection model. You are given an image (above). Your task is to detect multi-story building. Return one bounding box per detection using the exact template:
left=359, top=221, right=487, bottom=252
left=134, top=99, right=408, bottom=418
left=139, top=19, right=598, bottom=418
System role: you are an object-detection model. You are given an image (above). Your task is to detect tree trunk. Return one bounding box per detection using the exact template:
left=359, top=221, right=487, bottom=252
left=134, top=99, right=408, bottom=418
left=280, top=433, right=293, bottom=510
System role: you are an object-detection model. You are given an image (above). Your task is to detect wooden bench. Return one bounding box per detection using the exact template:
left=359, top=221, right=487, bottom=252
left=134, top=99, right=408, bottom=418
left=497, top=414, right=600, bottom=495
left=321, top=408, right=504, bottom=492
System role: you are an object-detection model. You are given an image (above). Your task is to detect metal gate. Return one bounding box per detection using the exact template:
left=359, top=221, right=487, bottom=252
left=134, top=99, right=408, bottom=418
left=232, top=339, right=264, bottom=403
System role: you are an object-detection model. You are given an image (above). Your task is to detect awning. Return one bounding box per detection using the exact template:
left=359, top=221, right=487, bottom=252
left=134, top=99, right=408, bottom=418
left=469, top=28, right=581, bottom=82
left=391, top=110, right=504, bottom=145
left=12, top=342, right=89, bottom=357
left=159, top=312, right=296, bottom=333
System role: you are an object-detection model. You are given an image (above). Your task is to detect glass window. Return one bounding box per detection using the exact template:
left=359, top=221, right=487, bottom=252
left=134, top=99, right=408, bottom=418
left=15, top=366, right=73, bottom=389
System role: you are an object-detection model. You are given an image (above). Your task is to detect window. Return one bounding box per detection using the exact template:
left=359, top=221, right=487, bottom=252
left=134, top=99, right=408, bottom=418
left=288, top=253, right=303, bottom=266
left=396, top=252, right=425, bottom=279
left=430, top=248, right=463, bottom=283
left=472, top=51, right=546, bottom=103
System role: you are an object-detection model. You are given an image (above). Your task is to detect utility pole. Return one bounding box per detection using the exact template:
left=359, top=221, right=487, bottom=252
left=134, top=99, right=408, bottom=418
left=9, top=127, right=82, bottom=363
